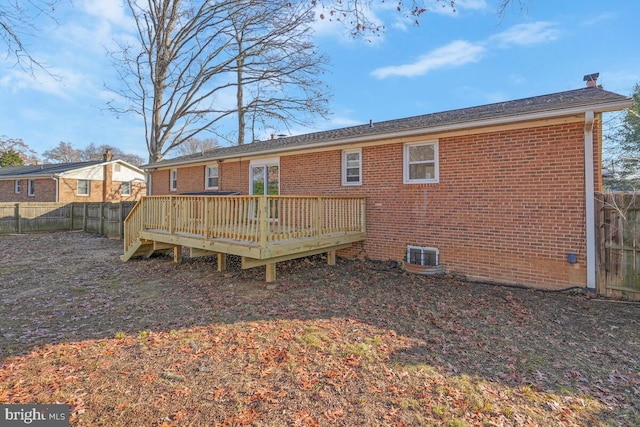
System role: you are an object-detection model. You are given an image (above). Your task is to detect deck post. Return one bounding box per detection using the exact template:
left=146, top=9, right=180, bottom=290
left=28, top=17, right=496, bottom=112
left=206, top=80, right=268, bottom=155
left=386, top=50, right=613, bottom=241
left=259, top=196, right=268, bottom=249
left=327, top=249, right=336, bottom=266
left=173, top=245, right=182, bottom=263
left=169, top=196, right=175, bottom=234
left=217, top=252, right=227, bottom=272
left=315, top=197, right=323, bottom=240
left=265, top=263, right=277, bottom=282
left=203, top=198, right=210, bottom=240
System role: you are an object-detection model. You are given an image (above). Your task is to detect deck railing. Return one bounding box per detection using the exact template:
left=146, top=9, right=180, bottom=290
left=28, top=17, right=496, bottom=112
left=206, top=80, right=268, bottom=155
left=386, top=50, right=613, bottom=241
left=124, top=195, right=366, bottom=253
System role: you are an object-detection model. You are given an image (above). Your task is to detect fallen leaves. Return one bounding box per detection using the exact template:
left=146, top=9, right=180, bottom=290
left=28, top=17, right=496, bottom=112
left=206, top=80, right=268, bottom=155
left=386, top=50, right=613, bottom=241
left=1, top=232, right=640, bottom=426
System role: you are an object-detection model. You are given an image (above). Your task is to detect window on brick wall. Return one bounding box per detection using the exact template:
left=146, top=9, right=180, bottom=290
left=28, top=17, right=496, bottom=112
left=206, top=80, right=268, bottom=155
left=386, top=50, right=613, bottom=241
left=342, top=149, right=362, bottom=185
left=14, top=180, right=21, bottom=194
left=170, top=169, right=177, bottom=191
left=403, top=141, right=439, bottom=184
left=27, top=180, right=35, bottom=196
left=205, top=164, right=219, bottom=189
left=77, top=180, right=90, bottom=196
left=121, top=182, right=131, bottom=196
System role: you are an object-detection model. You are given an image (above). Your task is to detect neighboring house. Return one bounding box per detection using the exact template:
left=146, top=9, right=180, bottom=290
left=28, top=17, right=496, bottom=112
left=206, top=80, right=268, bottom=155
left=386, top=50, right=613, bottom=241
left=144, top=82, right=632, bottom=290
left=0, top=152, right=147, bottom=203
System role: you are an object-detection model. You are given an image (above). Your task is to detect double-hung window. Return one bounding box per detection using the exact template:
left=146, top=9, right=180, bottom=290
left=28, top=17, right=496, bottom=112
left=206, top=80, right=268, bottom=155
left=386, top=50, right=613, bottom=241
left=121, top=182, right=131, bottom=196
left=170, top=169, right=177, bottom=191
left=403, top=141, right=439, bottom=184
left=14, top=180, right=21, bottom=194
left=77, top=180, right=90, bottom=196
left=27, top=180, right=35, bottom=196
left=205, top=165, right=219, bottom=189
left=342, top=149, right=362, bottom=185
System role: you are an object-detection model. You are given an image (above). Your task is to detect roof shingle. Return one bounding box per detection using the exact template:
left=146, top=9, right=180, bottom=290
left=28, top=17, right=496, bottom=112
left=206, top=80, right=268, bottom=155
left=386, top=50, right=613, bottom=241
left=145, top=86, right=631, bottom=168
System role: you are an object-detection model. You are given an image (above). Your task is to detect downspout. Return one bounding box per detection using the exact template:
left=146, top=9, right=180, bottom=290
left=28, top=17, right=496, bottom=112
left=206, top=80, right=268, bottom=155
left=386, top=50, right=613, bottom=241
left=50, top=176, right=59, bottom=202
left=584, top=110, right=596, bottom=289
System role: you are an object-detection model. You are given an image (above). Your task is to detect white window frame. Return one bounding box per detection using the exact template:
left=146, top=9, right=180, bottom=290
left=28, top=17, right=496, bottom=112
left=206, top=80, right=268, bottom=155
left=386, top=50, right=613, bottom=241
left=205, top=164, right=219, bottom=189
left=77, top=180, right=90, bottom=196
left=249, top=157, right=280, bottom=196
left=403, top=141, right=439, bottom=184
left=342, top=148, right=362, bottom=186
left=170, top=169, right=177, bottom=191
left=27, top=180, right=35, bottom=196
left=121, top=182, right=131, bottom=196
left=14, top=180, right=21, bottom=194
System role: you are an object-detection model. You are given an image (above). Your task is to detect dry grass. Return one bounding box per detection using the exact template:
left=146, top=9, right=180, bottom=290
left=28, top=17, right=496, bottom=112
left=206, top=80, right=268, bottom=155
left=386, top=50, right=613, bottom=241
left=1, top=232, right=639, bottom=426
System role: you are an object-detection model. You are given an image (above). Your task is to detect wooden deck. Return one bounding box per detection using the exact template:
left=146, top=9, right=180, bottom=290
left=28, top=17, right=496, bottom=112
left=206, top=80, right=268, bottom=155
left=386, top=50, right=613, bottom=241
left=121, top=195, right=366, bottom=281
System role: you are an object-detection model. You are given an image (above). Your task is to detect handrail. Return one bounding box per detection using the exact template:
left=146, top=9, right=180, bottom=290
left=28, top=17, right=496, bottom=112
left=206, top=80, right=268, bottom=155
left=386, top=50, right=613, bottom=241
left=122, top=198, right=144, bottom=254
left=123, top=195, right=366, bottom=252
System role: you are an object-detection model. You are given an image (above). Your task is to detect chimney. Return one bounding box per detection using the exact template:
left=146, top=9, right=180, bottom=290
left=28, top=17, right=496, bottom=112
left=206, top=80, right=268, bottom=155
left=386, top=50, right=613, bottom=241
left=583, top=73, right=599, bottom=88
left=103, top=149, right=113, bottom=162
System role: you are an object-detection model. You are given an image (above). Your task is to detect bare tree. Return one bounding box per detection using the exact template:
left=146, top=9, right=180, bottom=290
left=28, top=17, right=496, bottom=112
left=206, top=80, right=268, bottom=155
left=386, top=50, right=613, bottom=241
left=230, top=1, right=330, bottom=145
left=0, top=135, right=39, bottom=164
left=0, top=0, right=61, bottom=74
left=173, top=137, right=219, bottom=156
left=80, top=143, right=146, bottom=166
left=108, top=0, right=330, bottom=162
left=42, top=141, right=82, bottom=163
left=108, top=0, right=526, bottom=163
left=108, top=0, right=242, bottom=163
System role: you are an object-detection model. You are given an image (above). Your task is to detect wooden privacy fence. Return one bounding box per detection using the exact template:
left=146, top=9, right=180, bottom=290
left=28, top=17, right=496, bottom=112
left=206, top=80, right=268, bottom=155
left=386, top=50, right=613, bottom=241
left=0, top=202, right=137, bottom=238
left=596, top=192, right=640, bottom=301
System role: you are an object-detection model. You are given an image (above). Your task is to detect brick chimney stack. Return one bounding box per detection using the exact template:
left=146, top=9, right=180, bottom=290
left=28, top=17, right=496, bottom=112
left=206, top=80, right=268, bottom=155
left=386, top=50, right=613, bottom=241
left=583, top=72, right=599, bottom=88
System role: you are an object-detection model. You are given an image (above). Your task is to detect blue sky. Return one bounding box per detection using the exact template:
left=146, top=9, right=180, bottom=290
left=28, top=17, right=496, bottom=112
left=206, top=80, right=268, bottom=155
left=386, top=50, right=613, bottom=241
left=0, top=0, right=638, bottom=162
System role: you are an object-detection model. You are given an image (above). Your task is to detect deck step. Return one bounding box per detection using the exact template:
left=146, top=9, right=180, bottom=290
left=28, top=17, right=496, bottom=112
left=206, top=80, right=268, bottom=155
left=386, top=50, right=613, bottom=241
left=121, top=239, right=155, bottom=261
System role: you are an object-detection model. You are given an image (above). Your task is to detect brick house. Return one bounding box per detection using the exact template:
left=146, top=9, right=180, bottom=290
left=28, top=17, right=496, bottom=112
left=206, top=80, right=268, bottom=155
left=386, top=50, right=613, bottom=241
left=0, top=154, right=147, bottom=203
left=144, top=84, right=631, bottom=290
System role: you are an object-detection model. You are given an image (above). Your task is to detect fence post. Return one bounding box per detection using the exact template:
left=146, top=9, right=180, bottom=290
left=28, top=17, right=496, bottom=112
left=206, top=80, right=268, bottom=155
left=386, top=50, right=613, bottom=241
left=99, top=203, right=105, bottom=236
left=119, top=202, right=124, bottom=239
left=83, top=203, right=88, bottom=232
left=16, top=203, right=22, bottom=234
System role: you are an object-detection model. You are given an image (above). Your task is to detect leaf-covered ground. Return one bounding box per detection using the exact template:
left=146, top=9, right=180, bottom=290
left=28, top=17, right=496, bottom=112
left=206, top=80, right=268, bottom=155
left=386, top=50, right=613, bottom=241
left=1, top=232, right=639, bottom=426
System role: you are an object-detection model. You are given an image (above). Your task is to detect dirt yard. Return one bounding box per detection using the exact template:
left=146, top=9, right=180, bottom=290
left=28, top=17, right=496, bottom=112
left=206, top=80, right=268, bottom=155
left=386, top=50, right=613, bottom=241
left=1, top=231, right=639, bottom=426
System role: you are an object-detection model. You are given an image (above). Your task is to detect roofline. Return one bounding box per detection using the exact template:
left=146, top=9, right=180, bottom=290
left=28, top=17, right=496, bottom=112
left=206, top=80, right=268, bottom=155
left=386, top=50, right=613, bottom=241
left=145, top=97, right=633, bottom=171
left=0, top=173, right=56, bottom=180
left=0, top=159, right=147, bottom=180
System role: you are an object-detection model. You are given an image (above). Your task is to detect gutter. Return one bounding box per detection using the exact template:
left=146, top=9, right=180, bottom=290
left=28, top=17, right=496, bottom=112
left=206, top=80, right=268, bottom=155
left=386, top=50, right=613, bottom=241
left=584, top=111, right=596, bottom=289
left=145, top=99, right=633, bottom=170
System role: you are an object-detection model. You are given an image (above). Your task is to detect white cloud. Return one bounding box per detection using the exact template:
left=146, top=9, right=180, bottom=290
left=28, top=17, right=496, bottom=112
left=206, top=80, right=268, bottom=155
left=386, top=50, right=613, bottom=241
left=428, top=0, right=487, bottom=15
left=370, top=40, right=485, bottom=79
left=491, top=21, right=560, bottom=47
left=582, top=12, right=616, bottom=26
left=0, top=66, right=87, bottom=99
left=79, top=0, right=134, bottom=29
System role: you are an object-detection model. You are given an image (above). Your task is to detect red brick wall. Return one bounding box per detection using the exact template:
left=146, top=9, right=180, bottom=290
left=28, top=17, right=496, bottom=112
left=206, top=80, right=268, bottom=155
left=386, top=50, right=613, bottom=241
left=0, top=178, right=57, bottom=202
left=151, top=161, right=250, bottom=195
left=58, top=178, right=104, bottom=202
left=1, top=177, right=146, bottom=203
left=152, top=165, right=204, bottom=194
left=150, top=118, right=600, bottom=289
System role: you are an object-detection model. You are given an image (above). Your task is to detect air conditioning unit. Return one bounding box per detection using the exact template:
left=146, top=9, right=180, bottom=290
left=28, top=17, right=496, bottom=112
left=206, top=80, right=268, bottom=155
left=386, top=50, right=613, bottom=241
left=406, top=246, right=439, bottom=266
